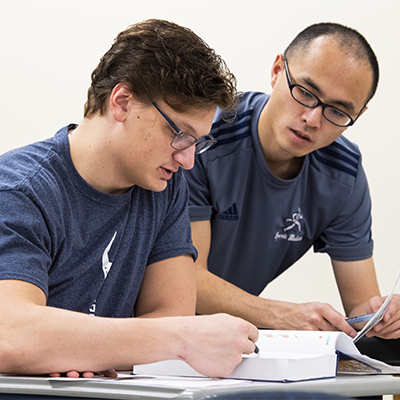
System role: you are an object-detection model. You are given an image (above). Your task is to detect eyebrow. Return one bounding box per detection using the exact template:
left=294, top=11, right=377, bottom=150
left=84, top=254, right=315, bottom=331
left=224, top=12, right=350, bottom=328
left=154, top=102, right=202, bottom=139
left=178, top=118, right=206, bottom=140
left=160, top=109, right=196, bottom=136
left=301, top=76, right=356, bottom=114
left=180, top=120, right=197, bottom=135
left=164, top=111, right=198, bottom=137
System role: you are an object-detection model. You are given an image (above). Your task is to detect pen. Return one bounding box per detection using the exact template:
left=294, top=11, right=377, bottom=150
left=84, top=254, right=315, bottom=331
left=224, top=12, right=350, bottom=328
left=346, top=313, right=376, bottom=325
left=254, top=344, right=259, bottom=354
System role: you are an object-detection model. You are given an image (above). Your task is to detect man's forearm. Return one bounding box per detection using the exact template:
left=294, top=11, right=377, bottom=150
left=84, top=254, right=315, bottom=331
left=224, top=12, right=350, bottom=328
left=196, top=268, right=289, bottom=328
left=0, top=303, right=185, bottom=374
left=0, top=298, right=259, bottom=377
left=195, top=268, right=356, bottom=336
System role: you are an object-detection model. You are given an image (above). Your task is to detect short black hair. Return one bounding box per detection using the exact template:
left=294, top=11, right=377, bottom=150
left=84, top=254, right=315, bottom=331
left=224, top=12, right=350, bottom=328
left=283, top=22, right=379, bottom=103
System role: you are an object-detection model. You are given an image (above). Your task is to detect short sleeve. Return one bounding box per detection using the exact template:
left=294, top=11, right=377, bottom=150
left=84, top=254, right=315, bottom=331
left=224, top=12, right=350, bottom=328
left=0, top=189, right=51, bottom=295
left=147, top=171, right=198, bottom=265
left=183, top=156, right=213, bottom=221
left=314, top=162, right=373, bottom=261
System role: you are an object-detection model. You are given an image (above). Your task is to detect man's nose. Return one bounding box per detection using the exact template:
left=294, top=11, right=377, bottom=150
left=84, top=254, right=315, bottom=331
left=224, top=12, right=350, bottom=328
left=173, top=145, right=196, bottom=170
left=302, top=106, right=323, bottom=128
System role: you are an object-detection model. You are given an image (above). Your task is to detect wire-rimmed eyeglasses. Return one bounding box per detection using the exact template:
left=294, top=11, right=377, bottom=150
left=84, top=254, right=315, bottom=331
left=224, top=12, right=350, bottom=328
left=283, top=58, right=363, bottom=127
left=153, top=102, right=217, bottom=154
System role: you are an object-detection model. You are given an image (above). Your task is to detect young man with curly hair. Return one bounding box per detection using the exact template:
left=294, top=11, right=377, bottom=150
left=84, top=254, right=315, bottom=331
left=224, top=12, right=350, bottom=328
left=0, top=19, right=258, bottom=378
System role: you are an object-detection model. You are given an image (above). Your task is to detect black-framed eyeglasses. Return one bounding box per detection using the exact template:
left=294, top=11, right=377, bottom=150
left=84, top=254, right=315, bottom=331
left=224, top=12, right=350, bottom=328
left=152, top=102, right=217, bottom=154
left=283, top=58, right=363, bottom=127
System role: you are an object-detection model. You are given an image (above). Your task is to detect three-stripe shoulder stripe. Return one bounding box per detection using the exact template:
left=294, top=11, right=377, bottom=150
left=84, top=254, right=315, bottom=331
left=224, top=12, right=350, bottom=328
left=211, top=110, right=253, bottom=149
left=315, top=141, right=360, bottom=177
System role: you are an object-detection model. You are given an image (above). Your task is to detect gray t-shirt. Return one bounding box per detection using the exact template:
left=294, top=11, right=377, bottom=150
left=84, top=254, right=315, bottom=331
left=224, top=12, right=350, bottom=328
left=0, top=125, right=197, bottom=317
left=184, top=92, right=373, bottom=295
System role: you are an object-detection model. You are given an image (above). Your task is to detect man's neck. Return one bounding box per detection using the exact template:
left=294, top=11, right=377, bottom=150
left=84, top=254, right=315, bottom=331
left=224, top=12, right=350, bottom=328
left=257, top=107, right=304, bottom=180
left=264, top=156, right=304, bottom=180
left=68, top=116, right=130, bottom=195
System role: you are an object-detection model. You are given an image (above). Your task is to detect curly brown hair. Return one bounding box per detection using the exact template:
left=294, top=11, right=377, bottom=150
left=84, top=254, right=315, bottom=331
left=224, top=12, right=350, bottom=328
left=84, top=19, right=238, bottom=117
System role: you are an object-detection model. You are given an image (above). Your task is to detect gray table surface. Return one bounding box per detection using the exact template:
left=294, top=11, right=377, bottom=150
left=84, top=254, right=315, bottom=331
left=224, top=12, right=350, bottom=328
left=0, top=373, right=399, bottom=399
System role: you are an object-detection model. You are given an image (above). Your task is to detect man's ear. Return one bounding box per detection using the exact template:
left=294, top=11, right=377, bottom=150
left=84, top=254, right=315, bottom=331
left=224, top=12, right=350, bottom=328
left=358, top=105, right=368, bottom=119
left=271, top=54, right=284, bottom=89
left=109, top=82, right=131, bottom=122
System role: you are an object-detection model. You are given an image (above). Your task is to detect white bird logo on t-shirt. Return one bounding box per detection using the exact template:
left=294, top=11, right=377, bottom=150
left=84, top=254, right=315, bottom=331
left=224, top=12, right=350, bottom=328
left=102, top=231, right=117, bottom=279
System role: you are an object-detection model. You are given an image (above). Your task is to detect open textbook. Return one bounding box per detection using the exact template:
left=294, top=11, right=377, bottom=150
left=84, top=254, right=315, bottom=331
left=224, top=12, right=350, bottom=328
left=134, top=329, right=400, bottom=382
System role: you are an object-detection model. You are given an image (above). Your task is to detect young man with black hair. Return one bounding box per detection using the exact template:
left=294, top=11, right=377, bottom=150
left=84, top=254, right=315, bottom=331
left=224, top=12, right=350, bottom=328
left=185, top=22, right=400, bottom=343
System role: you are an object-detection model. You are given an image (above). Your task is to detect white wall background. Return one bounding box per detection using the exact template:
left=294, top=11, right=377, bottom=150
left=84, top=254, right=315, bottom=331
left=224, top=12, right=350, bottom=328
left=1, top=0, right=399, bottom=314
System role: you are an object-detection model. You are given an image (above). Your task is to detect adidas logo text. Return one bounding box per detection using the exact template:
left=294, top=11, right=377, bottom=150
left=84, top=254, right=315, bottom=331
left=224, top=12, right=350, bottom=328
left=218, top=202, right=239, bottom=221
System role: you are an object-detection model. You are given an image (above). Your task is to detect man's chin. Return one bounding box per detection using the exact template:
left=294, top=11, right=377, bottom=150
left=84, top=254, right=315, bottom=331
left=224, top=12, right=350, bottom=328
left=141, top=180, right=168, bottom=192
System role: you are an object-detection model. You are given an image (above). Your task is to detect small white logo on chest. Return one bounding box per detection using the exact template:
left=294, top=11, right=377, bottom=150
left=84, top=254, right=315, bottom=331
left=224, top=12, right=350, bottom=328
left=102, top=231, right=117, bottom=279
left=274, top=208, right=304, bottom=242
